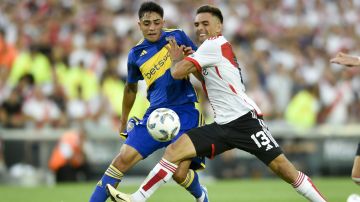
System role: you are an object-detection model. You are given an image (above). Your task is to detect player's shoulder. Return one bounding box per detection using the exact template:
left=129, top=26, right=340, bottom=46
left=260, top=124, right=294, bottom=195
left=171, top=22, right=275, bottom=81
left=132, top=38, right=146, bottom=49
left=201, top=35, right=226, bottom=48
left=162, top=28, right=188, bottom=38
left=163, top=28, right=184, bottom=34
left=129, top=39, right=146, bottom=55
left=207, top=35, right=226, bottom=42
left=201, top=37, right=220, bottom=48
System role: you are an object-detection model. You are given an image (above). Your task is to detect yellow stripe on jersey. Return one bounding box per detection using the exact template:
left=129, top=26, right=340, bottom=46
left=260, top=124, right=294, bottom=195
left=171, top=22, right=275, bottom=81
left=198, top=112, right=205, bottom=127
left=163, top=28, right=181, bottom=32
left=140, top=45, right=172, bottom=87
left=136, top=38, right=145, bottom=46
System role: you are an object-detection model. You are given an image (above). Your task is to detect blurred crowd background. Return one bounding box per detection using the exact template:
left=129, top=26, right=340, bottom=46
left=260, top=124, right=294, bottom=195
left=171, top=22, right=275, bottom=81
left=0, top=0, right=360, bottom=130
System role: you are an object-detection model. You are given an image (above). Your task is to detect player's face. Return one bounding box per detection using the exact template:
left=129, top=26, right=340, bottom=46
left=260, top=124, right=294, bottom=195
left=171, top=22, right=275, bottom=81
left=138, top=12, right=164, bottom=42
left=194, top=13, right=222, bottom=43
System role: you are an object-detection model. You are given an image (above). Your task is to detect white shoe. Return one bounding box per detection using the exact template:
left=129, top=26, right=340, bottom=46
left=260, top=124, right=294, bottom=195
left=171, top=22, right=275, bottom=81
left=347, top=194, right=360, bottom=202
left=106, top=184, right=132, bottom=202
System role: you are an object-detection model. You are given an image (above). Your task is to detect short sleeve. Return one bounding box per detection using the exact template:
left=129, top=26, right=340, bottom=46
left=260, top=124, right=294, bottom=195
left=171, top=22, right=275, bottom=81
left=127, top=50, right=143, bottom=83
left=185, top=40, right=220, bottom=70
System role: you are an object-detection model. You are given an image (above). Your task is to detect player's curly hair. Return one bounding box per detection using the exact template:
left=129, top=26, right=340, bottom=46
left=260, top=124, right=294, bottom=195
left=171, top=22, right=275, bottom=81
left=138, top=1, right=164, bottom=19
left=196, top=5, right=223, bottom=23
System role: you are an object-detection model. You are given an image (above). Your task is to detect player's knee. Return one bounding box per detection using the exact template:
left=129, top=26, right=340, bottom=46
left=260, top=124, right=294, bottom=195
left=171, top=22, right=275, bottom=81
left=164, top=143, right=180, bottom=162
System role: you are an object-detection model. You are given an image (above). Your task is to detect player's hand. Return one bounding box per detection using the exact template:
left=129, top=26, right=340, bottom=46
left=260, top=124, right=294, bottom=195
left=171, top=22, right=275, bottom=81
left=183, top=46, right=195, bottom=56
left=118, top=116, right=140, bottom=140
left=166, top=38, right=185, bottom=63
left=330, top=52, right=360, bottom=67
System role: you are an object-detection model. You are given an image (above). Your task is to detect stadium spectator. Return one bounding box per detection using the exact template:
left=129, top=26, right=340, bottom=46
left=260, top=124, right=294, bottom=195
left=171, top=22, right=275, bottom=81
left=89, top=2, right=208, bottom=202
left=285, top=85, right=320, bottom=128
left=107, top=5, right=327, bottom=202
left=22, top=86, right=62, bottom=128
left=0, top=28, right=17, bottom=78
left=0, top=89, right=25, bottom=128
left=8, top=45, right=52, bottom=87
left=48, top=129, right=89, bottom=182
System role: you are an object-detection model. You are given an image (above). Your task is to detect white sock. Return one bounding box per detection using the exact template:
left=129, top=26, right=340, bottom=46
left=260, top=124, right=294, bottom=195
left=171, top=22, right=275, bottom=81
left=352, top=177, right=360, bottom=185
left=292, top=171, right=327, bottom=202
left=131, top=158, right=178, bottom=202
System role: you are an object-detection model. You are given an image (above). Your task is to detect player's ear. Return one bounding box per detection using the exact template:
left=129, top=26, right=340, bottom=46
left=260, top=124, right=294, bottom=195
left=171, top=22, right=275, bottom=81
left=216, top=22, right=223, bottom=34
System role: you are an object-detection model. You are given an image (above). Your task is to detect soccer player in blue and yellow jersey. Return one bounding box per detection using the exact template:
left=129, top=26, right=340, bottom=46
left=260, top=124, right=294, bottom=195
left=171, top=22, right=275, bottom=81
left=89, top=2, right=209, bottom=202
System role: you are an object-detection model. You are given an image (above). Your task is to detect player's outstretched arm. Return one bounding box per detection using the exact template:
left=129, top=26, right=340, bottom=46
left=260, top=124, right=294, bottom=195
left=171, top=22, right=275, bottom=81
left=330, top=52, right=360, bottom=67
left=119, top=83, right=138, bottom=134
left=171, top=60, right=197, bottom=80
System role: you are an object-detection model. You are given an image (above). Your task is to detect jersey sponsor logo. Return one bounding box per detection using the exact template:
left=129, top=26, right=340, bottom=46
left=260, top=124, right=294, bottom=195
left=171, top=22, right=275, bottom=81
left=202, top=68, right=209, bottom=75
left=140, top=46, right=172, bottom=87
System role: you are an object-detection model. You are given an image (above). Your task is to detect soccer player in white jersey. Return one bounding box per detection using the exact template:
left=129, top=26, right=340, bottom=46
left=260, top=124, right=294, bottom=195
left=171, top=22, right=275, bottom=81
left=331, top=52, right=360, bottom=202
left=107, top=5, right=328, bottom=202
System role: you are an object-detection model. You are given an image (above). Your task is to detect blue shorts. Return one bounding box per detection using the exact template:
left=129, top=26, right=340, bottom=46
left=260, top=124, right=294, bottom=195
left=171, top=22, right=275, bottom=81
left=125, top=103, right=205, bottom=170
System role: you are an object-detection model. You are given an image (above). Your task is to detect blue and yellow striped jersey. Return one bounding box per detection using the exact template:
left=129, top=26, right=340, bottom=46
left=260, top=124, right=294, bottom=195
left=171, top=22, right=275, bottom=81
left=127, top=29, right=198, bottom=108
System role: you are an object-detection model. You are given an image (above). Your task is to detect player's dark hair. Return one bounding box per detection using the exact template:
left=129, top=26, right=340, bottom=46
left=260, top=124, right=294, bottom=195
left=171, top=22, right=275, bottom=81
left=196, top=5, right=223, bottom=24
left=138, top=1, right=164, bottom=19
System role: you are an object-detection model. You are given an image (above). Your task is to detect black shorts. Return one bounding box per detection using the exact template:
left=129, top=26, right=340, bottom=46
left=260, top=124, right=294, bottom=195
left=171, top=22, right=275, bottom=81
left=187, top=111, right=283, bottom=165
left=357, top=143, right=360, bottom=156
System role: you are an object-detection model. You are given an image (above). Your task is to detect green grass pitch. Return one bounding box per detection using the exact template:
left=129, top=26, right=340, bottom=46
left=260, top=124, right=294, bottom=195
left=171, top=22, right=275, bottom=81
left=0, top=177, right=357, bottom=202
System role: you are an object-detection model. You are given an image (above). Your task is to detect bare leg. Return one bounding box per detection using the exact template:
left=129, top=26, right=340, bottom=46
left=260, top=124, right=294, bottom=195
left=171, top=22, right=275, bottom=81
left=268, top=154, right=327, bottom=202
left=351, top=156, right=360, bottom=185
left=90, top=144, right=143, bottom=202
left=131, top=134, right=198, bottom=202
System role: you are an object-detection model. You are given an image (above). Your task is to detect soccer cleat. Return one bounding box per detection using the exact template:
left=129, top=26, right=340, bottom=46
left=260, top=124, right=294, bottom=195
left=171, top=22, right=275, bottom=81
left=106, top=184, right=131, bottom=202
left=196, top=186, right=210, bottom=202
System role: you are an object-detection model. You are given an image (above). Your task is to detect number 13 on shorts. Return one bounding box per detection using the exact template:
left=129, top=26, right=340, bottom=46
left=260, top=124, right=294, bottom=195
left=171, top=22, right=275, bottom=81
left=251, top=130, right=279, bottom=151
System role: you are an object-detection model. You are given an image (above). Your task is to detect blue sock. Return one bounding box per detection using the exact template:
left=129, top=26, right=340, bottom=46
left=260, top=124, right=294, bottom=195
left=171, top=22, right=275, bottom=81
left=181, top=169, right=203, bottom=198
left=89, top=165, right=123, bottom=202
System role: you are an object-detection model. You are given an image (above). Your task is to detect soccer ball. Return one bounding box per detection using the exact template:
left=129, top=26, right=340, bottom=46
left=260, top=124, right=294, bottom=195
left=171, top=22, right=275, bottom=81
left=347, top=194, right=360, bottom=202
left=146, top=108, right=181, bottom=142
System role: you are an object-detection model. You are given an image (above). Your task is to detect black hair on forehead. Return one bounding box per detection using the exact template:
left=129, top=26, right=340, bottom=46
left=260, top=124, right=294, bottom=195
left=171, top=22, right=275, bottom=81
left=196, top=5, right=223, bottom=23
left=138, top=1, right=164, bottom=19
